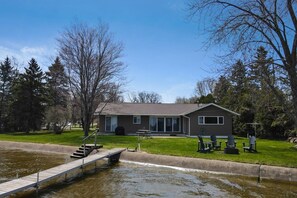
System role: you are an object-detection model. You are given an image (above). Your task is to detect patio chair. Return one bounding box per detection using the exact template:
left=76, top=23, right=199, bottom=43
left=197, top=136, right=211, bottom=153
left=224, top=135, right=239, bottom=154
left=225, top=135, right=237, bottom=148
left=210, top=135, right=222, bottom=150
left=243, top=135, right=257, bottom=152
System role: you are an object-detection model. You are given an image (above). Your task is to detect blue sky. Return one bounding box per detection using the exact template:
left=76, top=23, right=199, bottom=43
left=0, top=0, right=219, bottom=102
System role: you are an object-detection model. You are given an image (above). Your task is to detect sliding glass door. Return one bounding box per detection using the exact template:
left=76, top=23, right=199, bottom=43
left=166, top=118, right=172, bottom=132
left=105, top=116, right=117, bottom=132
left=158, top=118, right=164, bottom=132
left=149, top=116, right=180, bottom=132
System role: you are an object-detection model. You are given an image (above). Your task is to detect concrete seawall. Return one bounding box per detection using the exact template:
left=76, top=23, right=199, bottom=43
left=120, top=151, right=297, bottom=182
left=1, top=141, right=297, bottom=182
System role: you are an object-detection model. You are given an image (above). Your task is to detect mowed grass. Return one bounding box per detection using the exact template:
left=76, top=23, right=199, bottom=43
left=0, top=129, right=296, bottom=168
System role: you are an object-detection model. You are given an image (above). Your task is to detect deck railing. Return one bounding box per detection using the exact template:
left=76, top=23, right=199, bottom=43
left=82, top=129, right=99, bottom=156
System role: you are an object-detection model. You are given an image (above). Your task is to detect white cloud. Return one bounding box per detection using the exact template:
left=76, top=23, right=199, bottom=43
left=0, top=45, right=55, bottom=71
left=20, top=47, right=46, bottom=55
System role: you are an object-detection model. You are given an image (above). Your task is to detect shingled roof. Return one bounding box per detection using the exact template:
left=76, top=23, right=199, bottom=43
left=95, top=103, right=239, bottom=116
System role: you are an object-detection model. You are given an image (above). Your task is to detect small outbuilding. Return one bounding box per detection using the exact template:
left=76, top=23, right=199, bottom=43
left=95, top=103, right=239, bottom=136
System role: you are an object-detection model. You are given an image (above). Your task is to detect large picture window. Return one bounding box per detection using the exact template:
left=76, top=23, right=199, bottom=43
left=149, top=116, right=180, bottom=132
left=198, top=116, right=224, bottom=125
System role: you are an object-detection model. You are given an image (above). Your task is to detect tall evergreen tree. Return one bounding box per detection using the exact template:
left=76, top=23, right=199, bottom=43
left=251, top=47, right=293, bottom=138
left=45, top=57, right=69, bottom=133
left=11, top=58, right=46, bottom=132
left=215, top=60, right=255, bottom=136
left=46, top=57, right=68, bottom=107
left=213, top=76, right=231, bottom=104
left=0, top=57, right=17, bottom=132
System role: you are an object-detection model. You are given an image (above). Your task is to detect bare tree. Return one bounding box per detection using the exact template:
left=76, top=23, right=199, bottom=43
left=188, top=0, right=297, bottom=129
left=175, top=96, right=198, bottom=104
left=58, top=23, right=125, bottom=136
left=195, top=77, right=216, bottom=96
left=129, top=91, right=162, bottom=103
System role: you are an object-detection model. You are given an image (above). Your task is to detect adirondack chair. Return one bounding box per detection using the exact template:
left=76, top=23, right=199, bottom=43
left=210, top=135, right=222, bottom=150
left=225, top=135, right=237, bottom=148
left=224, top=135, right=239, bottom=154
left=197, top=136, right=211, bottom=153
left=243, top=135, right=257, bottom=152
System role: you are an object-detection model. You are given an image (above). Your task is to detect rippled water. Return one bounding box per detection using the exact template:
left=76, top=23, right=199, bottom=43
left=1, top=148, right=297, bottom=198
left=0, top=148, right=69, bottom=183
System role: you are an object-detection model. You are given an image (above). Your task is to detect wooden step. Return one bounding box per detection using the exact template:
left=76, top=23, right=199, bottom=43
left=70, top=154, right=82, bottom=159
left=70, top=144, right=103, bottom=159
left=70, top=155, right=83, bottom=159
left=78, top=147, right=91, bottom=151
left=72, top=152, right=85, bottom=157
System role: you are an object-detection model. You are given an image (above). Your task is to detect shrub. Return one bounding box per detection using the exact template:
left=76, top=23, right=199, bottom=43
left=115, top=126, right=125, bottom=135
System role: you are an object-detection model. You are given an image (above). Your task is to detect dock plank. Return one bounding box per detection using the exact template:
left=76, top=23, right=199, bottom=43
left=0, top=148, right=126, bottom=197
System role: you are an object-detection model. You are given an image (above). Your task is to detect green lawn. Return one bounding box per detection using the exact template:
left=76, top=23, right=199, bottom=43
left=0, top=129, right=296, bottom=168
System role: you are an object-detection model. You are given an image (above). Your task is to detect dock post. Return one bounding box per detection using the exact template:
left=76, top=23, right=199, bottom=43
left=108, top=153, right=121, bottom=164
left=64, top=173, right=67, bottom=182
left=36, top=171, right=40, bottom=196
left=81, top=159, right=84, bottom=174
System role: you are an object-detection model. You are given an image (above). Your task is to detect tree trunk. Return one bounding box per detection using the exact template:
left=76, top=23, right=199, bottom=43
left=83, top=106, right=90, bottom=137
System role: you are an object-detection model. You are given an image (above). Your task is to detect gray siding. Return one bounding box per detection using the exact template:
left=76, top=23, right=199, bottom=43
left=98, top=115, right=149, bottom=134
left=118, top=115, right=150, bottom=133
left=187, top=105, right=233, bottom=136
left=98, top=105, right=235, bottom=135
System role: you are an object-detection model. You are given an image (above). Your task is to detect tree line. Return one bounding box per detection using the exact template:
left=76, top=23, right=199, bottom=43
left=0, top=23, right=125, bottom=136
left=176, top=46, right=294, bottom=139
left=186, top=0, right=297, bottom=139
left=0, top=57, right=67, bottom=133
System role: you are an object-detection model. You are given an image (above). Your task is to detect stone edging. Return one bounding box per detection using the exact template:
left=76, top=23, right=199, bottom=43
left=1, top=141, right=296, bottom=182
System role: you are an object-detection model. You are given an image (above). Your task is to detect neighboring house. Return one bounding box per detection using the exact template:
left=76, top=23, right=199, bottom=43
left=94, top=103, right=239, bottom=136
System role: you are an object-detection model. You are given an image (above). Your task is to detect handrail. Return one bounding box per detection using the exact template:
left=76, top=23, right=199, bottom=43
left=83, top=129, right=99, bottom=156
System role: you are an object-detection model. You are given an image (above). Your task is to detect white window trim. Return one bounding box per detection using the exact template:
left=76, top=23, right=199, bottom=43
left=105, top=116, right=118, bottom=132
left=133, top=115, right=141, bottom=124
left=105, top=116, right=111, bottom=131
left=198, top=116, right=224, bottom=125
left=149, top=116, right=181, bottom=132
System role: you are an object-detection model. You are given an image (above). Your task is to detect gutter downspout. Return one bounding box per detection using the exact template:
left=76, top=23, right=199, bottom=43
left=182, top=115, right=191, bottom=136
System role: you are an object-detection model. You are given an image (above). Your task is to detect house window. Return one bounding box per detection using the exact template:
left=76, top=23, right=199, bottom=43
left=157, top=118, right=164, bottom=132
left=105, top=116, right=118, bottom=132
left=173, top=118, right=180, bottom=131
left=166, top=118, right=172, bottom=132
left=149, top=116, right=157, bottom=131
left=149, top=116, right=180, bottom=132
left=133, top=116, right=141, bottom=124
left=198, top=116, right=224, bottom=125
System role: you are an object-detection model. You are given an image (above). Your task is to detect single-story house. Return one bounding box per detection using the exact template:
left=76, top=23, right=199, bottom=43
left=94, top=103, right=239, bottom=136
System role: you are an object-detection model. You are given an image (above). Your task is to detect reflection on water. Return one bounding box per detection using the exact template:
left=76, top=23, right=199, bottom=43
left=0, top=148, right=69, bottom=183
left=1, top=148, right=297, bottom=198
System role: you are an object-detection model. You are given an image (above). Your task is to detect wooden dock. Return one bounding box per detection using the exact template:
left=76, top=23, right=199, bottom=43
left=0, top=148, right=126, bottom=197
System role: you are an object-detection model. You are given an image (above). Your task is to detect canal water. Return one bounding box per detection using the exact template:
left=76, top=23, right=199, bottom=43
left=1, top=148, right=297, bottom=197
